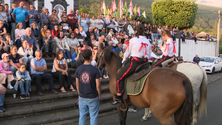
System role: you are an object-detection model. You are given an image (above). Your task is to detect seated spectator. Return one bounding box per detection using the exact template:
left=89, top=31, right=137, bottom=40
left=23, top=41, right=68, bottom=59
left=79, top=26, right=87, bottom=39
left=63, top=29, right=69, bottom=37
left=59, top=16, right=69, bottom=31
left=111, top=34, right=118, bottom=47
left=54, top=31, right=71, bottom=62
left=106, top=35, right=112, bottom=44
left=68, top=26, right=73, bottom=34
left=51, top=25, right=59, bottom=38
left=81, top=42, right=92, bottom=52
left=0, top=53, right=14, bottom=90
left=107, top=29, right=114, bottom=38
left=59, top=10, right=67, bottom=23
left=108, top=41, right=115, bottom=51
left=86, top=27, right=97, bottom=42
left=51, top=50, right=76, bottom=93
left=31, top=22, right=41, bottom=46
left=94, top=27, right=99, bottom=40
left=74, top=28, right=84, bottom=45
left=30, top=50, right=58, bottom=96
left=71, top=46, right=83, bottom=68
left=0, top=20, right=6, bottom=38
left=0, top=36, right=9, bottom=54
left=115, top=42, right=124, bottom=58
left=5, top=34, right=13, bottom=49
left=66, top=32, right=79, bottom=55
left=14, top=63, right=31, bottom=99
left=21, top=28, right=40, bottom=52
left=17, top=40, right=33, bottom=64
left=42, top=29, right=56, bottom=57
left=0, top=83, right=6, bottom=112
left=9, top=46, right=23, bottom=76
left=15, top=23, right=26, bottom=48
left=99, top=27, right=106, bottom=37
left=101, top=34, right=108, bottom=47
left=88, top=33, right=97, bottom=47
left=40, top=24, right=48, bottom=39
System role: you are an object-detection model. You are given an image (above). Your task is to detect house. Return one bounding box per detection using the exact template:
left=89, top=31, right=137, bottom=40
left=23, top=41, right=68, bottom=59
left=196, top=31, right=217, bottom=41
left=2, top=0, right=79, bottom=14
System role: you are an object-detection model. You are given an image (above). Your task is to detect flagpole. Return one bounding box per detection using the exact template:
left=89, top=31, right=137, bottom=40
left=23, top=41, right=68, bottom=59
left=104, top=0, right=105, bottom=15
left=120, top=0, right=122, bottom=18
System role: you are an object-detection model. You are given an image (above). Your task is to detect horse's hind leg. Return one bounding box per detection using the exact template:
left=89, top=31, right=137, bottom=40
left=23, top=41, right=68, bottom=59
left=141, top=108, right=152, bottom=121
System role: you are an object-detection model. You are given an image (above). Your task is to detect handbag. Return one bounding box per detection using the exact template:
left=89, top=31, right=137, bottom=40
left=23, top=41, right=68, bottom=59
left=57, top=60, right=66, bottom=70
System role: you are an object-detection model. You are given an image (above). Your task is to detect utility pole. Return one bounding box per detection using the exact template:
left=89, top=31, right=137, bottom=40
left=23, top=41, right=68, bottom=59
left=217, top=10, right=221, bottom=56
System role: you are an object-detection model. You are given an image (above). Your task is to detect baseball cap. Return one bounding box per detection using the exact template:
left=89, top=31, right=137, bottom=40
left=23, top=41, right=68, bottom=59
left=1, top=53, right=9, bottom=59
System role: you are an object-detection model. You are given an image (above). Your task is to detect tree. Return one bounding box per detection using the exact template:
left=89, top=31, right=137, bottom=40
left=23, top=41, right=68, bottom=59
left=152, top=0, right=198, bottom=29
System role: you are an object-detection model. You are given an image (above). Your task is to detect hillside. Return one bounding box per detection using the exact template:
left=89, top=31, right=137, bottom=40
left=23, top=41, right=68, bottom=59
left=79, top=0, right=222, bottom=42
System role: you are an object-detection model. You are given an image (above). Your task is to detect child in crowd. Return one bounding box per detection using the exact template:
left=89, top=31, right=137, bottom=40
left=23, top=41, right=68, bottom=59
left=0, top=53, right=14, bottom=89
left=14, top=63, right=31, bottom=100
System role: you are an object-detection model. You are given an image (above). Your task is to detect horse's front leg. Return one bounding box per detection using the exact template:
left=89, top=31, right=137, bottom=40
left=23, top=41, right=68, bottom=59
left=117, top=105, right=128, bottom=125
left=141, top=108, right=152, bottom=121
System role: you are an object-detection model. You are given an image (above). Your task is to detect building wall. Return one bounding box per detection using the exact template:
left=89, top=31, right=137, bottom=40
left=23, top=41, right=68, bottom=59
left=157, top=39, right=217, bottom=61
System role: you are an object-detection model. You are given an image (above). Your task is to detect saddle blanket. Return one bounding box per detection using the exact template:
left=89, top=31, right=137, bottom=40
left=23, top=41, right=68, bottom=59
left=126, top=68, right=155, bottom=95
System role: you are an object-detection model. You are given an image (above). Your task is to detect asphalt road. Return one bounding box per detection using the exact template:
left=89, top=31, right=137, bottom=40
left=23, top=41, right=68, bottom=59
left=83, top=72, right=222, bottom=125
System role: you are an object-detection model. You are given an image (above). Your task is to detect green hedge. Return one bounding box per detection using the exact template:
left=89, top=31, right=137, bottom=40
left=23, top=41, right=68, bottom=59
left=152, top=0, right=198, bottom=29
left=219, top=45, right=222, bottom=54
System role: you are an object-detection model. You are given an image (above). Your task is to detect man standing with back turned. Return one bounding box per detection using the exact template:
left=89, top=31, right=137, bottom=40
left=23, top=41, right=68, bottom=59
left=75, top=49, right=101, bottom=125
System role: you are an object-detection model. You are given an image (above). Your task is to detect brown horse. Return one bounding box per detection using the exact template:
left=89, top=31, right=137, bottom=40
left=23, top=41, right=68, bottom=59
left=97, top=48, right=193, bottom=125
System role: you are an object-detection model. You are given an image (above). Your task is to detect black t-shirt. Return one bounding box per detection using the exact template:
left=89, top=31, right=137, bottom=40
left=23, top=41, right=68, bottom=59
left=74, top=64, right=101, bottom=98
left=9, top=54, right=21, bottom=63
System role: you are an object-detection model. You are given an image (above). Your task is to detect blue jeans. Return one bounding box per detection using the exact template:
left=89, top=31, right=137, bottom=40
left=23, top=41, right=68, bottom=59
left=16, top=39, right=22, bottom=48
left=0, top=93, right=4, bottom=106
left=18, top=80, right=31, bottom=95
left=49, top=23, right=55, bottom=30
left=79, top=96, right=100, bottom=125
left=151, top=33, right=158, bottom=39
left=11, top=23, right=16, bottom=41
left=60, top=49, right=71, bottom=59
left=9, top=66, right=17, bottom=76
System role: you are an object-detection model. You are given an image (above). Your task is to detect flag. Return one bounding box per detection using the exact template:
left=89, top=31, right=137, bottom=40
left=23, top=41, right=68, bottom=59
left=113, top=0, right=117, bottom=11
left=128, top=0, right=133, bottom=15
left=115, top=12, right=117, bottom=17
left=137, top=6, right=140, bottom=16
left=119, top=0, right=123, bottom=10
left=133, top=5, right=137, bottom=14
left=124, top=1, right=127, bottom=12
left=105, top=7, right=108, bottom=15
left=142, top=10, right=146, bottom=18
left=111, top=0, right=113, bottom=11
left=101, top=0, right=106, bottom=14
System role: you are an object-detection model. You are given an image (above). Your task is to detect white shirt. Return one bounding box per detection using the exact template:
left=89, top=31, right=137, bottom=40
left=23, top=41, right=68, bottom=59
left=95, top=19, right=104, bottom=30
left=80, top=31, right=87, bottom=38
left=112, top=38, right=119, bottom=44
left=89, top=19, right=97, bottom=29
left=161, top=38, right=175, bottom=57
left=17, top=47, right=33, bottom=57
left=123, top=36, right=151, bottom=62
left=106, top=19, right=115, bottom=28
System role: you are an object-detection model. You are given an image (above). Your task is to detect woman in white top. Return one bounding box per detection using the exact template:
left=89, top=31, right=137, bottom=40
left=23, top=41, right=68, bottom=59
left=51, top=50, right=76, bottom=93
left=96, top=15, right=104, bottom=32
left=66, top=32, right=80, bottom=55
left=15, top=23, right=26, bottom=48
left=54, top=31, right=72, bottom=62
left=17, top=40, right=33, bottom=64
left=89, top=15, right=96, bottom=29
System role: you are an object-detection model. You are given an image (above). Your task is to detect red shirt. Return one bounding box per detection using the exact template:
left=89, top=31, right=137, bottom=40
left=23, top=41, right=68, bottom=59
left=67, top=14, right=77, bottom=25
left=51, top=30, right=59, bottom=38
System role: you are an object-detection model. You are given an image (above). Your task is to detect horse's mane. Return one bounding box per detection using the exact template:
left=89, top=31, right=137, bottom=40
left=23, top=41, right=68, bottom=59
left=103, top=48, right=122, bottom=67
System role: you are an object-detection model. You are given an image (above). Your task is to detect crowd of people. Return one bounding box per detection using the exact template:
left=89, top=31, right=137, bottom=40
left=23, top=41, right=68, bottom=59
left=0, top=2, right=198, bottom=124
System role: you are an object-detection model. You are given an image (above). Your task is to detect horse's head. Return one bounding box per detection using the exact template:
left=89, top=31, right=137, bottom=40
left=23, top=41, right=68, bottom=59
left=97, top=50, right=106, bottom=71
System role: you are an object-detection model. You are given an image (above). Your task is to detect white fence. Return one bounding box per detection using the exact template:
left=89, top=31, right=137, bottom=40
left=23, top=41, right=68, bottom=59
left=157, top=39, right=217, bottom=61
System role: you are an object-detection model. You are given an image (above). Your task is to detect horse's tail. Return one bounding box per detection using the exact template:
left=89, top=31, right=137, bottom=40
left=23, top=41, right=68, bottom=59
left=178, top=77, right=194, bottom=125
left=199, top=67, right=208, bottom=117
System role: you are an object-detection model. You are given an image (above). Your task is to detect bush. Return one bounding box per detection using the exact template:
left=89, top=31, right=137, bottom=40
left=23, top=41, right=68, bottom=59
left=152, top=0, right=198, bottom=29
left=219, top=45, right=222, bottom=54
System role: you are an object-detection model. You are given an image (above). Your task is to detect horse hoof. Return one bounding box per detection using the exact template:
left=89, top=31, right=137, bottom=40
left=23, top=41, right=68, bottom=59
left=141, top=118, right=147, bottom=121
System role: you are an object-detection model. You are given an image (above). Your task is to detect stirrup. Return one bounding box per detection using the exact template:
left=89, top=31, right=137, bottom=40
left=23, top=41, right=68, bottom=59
left=111, top=98, right=123, bottom=105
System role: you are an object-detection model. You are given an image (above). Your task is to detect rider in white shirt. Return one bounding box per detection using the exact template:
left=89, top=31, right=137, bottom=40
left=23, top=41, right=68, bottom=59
left=153, top=30, right=176, bottom=67
left=111, top=24, right=152, bottom=105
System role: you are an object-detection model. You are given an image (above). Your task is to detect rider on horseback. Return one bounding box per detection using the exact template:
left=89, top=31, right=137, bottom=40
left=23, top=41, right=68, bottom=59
left=152, top=30, right=176, bottom=67
left=111, top=24, right=152, bottom=105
